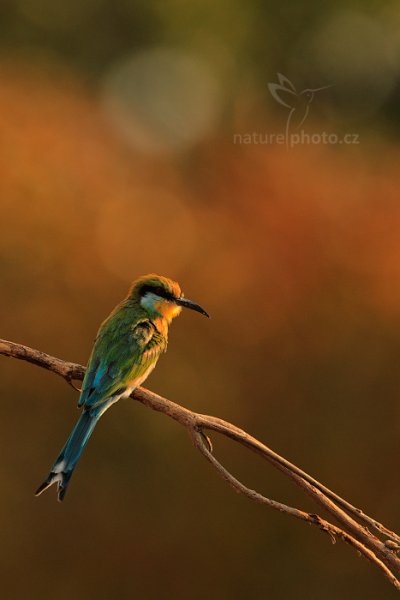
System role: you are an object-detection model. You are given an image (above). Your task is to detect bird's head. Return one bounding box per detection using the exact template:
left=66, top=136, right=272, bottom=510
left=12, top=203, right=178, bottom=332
left=130, top=274, right=209, bottom=322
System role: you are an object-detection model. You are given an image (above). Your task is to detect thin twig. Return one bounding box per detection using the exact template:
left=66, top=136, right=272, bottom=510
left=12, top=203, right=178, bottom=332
left=191, top=429, right=400, bottom=590
left=1, top=338, right=399, bottom=589
left=203, top=418, right=400, bottom=545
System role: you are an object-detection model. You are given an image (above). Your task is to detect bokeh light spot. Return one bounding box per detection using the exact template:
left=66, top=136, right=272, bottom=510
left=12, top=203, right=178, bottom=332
left=290, top=10, right=400, bottom=120
left=100, top=47, right=222, bottom=155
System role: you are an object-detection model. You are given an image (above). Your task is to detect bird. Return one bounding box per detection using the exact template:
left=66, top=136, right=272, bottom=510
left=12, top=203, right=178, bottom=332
left=35, top=274, right=209, bottom=501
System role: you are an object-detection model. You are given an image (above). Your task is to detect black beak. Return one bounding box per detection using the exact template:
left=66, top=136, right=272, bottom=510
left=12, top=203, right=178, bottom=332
left=175, top=297, right=210, bottom=318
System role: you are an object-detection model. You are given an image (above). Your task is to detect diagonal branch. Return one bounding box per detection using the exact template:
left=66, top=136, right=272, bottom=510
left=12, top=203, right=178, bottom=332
left=191, top=429, right=400, bottom=590
left=1, top=338, right=399, bottom=590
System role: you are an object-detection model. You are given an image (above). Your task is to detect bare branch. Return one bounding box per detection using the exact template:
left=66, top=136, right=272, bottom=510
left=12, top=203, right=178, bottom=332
left=0, top=339, right=84, bottom=381
left=1, top=338, right=399, bottom=590
left=191, top=429, right=400, bottom=590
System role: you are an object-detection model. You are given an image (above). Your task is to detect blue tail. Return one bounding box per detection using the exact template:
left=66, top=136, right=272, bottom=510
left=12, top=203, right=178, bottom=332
left=35, top=410, right=100, bottom=501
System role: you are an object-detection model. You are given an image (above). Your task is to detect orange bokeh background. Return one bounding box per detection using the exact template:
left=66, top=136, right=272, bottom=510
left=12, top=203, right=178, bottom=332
left=0, top=37, right=399, bottom=600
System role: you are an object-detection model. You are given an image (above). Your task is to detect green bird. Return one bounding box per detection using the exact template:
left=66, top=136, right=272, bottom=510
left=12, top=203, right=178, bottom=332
left=35, top=274, right=209, bottom=501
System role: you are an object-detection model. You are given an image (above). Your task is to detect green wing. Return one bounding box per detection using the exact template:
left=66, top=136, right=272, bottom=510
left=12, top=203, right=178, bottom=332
left=78, top=311, right=166, bottom=410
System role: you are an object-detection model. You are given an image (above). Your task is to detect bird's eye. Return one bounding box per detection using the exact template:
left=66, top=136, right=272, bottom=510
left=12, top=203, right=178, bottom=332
left=140, top=284, right=170, bottom=299
left=153, top=286, right=174, bottom=300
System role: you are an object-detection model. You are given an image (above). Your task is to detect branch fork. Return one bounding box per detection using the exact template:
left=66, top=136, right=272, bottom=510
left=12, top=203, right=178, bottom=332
left=0, top=338, right=399, bottom=590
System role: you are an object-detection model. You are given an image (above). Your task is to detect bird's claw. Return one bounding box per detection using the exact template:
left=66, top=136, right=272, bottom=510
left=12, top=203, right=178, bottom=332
left=66, top=377, right=82, bottom=393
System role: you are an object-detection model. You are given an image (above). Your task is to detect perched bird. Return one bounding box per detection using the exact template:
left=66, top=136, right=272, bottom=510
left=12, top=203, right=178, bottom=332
left=35, top=274, right=209, bottom=501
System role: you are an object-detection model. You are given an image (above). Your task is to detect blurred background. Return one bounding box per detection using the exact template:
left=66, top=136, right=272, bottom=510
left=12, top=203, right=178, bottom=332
left=0, top=1, right=399, bottom=599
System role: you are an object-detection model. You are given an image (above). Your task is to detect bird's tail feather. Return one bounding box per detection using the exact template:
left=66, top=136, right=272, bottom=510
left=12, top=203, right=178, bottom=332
left=35, top=409, right=99, bottom=501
